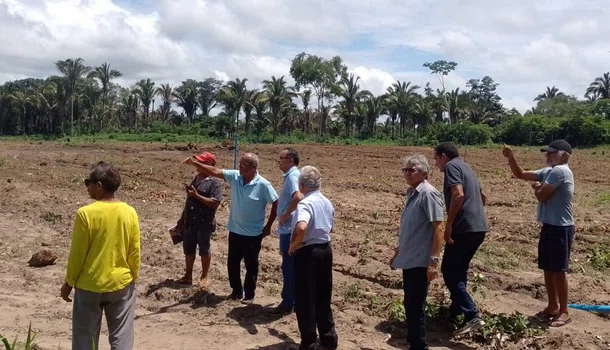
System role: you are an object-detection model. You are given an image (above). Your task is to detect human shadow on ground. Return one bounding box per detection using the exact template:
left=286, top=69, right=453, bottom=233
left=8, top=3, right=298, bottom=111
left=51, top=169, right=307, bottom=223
left=136, top=281, right=225, bottom=319
left=226, top=303, right=291, bottom=336
left=375, top=320, right=478, bottom=350
left=244, top=328, right=299, bottom=350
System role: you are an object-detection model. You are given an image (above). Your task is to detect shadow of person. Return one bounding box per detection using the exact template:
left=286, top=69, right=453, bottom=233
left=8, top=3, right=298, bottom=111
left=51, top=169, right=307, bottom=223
left=244, top=328, right=298, bottom=350
left=136, top=284, right=224, bottom=320
left=375, top=320, right=478, bottom=350
left=144, top=278, right=191, bottom=297
left=226, top=304, right=289, bottom=336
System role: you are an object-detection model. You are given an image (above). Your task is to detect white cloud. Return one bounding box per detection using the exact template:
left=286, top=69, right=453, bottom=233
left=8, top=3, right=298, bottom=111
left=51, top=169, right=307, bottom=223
left=0, top=0, right=608, bottom=114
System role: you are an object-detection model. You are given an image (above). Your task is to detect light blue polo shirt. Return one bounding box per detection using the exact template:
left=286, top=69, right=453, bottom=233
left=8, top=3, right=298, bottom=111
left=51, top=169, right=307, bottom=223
left=533, top=164, right=574, bottom=226
left=278, top=166, right=300, bottom=235
left=222, top=170, right=279, bottom=236
left=295, top=190, right=334, bottom=248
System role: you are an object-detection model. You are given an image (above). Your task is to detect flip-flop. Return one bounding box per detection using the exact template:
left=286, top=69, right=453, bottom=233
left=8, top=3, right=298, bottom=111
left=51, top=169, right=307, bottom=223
left=173, top=277, right=192, bottom=285
left=549, top=316, right=572, bottom=327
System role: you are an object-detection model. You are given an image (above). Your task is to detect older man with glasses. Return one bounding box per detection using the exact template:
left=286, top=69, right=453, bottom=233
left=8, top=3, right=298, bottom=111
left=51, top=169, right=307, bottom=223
left=185, top=152, right=278, bottom=304
left=390, top=154, right=444, bottom=350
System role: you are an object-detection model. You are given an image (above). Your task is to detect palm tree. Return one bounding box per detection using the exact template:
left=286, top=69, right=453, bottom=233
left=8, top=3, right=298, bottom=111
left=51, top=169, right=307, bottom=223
left=386, top=80, right=420, bottom=137
left=586, top=73, right=610, bottom=100
left=447, top=88, right=470, bottom=123
left=87, top=62, right=122, bottom=125
left=362, top=95, right=385, bottom=136
left=261, top=76, right=296, bottom=141
left=217, top=78, right=248, bottom=135
left=134, top=78, right=155, bottom=127
left=7, top=89, right=36, bottom=134
left=337, top=74, right=371, bottom=137
left=300, top=89, right=312, bottom=133
left=534, top=86, right=565, bottom=102
left=55, top=58, right=91, bottom=135
left=173, top=80, right=199, bottom=123
left=155, top=84, right=174, bottom=122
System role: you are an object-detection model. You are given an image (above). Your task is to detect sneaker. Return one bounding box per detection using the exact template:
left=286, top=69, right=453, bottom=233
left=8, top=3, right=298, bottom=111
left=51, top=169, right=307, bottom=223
left=453, top=317, right=485, bottom=336
left=241, top=297, right=254, bottom=305
left=267, top=304, right=293, bottom=315
left=226, top=291, right=243, bottom=300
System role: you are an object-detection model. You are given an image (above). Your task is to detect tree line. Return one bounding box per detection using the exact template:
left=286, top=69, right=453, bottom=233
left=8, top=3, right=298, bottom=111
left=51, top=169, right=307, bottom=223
left=1, top=53, right=609, bottom=146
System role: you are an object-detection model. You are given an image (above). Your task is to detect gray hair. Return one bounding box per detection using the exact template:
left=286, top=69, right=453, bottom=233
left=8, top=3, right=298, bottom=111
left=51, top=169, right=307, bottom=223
left=403, top=154, right=430, bottom=175
left=299, top=165, right=321, bottom=190
left=243, top=153, right=259, bottom=168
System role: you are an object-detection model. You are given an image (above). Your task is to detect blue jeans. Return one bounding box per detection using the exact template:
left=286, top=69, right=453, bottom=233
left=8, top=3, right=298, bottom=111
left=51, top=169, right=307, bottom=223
left=441, top=232, right=485, bottom=322
left=279, top=234, right=295, bottom=307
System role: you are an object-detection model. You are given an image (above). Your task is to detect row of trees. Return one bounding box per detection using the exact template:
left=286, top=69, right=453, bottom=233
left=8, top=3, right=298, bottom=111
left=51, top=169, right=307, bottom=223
left=1, top=54, right=610, bottom=145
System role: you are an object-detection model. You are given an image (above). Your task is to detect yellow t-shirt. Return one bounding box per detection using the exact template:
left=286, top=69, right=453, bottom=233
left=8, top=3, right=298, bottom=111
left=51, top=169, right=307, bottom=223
left=65, top=201, right=141, bottom=293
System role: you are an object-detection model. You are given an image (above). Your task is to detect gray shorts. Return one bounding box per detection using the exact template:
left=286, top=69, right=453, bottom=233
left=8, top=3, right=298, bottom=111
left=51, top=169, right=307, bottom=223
left=183, top=227, right=212, bottom=256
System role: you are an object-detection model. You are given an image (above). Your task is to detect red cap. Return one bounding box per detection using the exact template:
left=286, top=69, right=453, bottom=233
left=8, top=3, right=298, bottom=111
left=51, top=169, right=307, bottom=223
left=194, top=151, right=216, bottom=166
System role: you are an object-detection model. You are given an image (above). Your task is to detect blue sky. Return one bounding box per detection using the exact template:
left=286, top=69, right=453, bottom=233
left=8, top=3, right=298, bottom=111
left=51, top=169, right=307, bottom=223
left=1, top=0, right=608, bottom=113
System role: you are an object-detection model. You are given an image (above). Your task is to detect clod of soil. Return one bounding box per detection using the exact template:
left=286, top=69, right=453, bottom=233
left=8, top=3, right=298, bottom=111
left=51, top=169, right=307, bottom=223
left=27, top=249, right=58, bottom=267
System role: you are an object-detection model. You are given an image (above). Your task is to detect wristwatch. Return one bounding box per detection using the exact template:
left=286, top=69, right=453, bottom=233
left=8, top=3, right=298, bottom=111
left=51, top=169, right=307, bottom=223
left=430, top=256, right=440, bottom=265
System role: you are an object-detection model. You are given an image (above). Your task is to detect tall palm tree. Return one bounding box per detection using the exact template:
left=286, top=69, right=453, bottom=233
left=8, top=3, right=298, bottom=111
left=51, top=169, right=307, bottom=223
left=155, top=84, right=174, bottom=123
left=386, top=80, right=420, bottom=137
left=261, top=76, right=296, bottom=141
left=87, top=62, right=122, bottom=123
left=55, top=58, right=91, bottom=135
left=7, top=89, right=36, bottom=134
left=173, top=80, right=199, bottom=123
left=217, top=78, right=248, bottom=135
left=363, top=95, right=385, bottom=136
left=134, top=78, right=155, bottom=127
left=534, top=86, right=565, bottom=102
left=300, top=89, right=312, bottom=133
left=586, top=73, right=610, bottom=100
left=337, top=74, right=371, bottom=137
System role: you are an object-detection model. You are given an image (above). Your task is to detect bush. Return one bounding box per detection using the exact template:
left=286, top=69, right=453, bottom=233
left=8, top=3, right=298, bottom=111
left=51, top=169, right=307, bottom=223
left=494, top=115, right=560, bottom=146
left=557, top=115, right=609, bottom=147
left=427, top=122, right=493, bottom=145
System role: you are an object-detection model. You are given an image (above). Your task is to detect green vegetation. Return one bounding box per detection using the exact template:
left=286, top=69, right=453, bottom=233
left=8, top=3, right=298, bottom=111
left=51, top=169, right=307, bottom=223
left=1, top=55, right=610, bottom=147
left=588, top=247, right=610, bottom=270
left=1, top=322, right=37, bottom=350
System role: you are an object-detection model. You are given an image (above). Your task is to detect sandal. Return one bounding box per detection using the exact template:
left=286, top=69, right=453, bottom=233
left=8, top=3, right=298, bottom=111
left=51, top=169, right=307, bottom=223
left=549, top=316, right=572, bottom=327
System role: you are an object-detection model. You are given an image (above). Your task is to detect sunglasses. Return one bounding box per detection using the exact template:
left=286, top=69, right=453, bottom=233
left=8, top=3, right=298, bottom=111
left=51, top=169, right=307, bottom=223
left=401, top=168, right=416, bottom=174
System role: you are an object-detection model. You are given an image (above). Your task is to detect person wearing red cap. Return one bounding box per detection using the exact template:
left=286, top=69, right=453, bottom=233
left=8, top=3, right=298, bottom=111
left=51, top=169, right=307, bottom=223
left=184, top=152, right=278, bottom=304
left=173, top=151, right=223, bottom=287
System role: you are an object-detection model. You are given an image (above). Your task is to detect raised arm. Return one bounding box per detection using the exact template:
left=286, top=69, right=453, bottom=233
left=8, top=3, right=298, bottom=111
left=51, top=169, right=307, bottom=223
left=502, top=144, right=538, bottom=181
left=184, top=156, right=224, bottom=179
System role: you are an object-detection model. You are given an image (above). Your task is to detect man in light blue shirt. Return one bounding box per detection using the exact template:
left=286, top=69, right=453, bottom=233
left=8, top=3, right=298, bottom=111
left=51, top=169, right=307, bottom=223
left=289, top=165, right=338, bottom=350
left=185, top=152, right=278, bottom=303
left=269, top=148, right=303, bottom=315
left=502, top=139, right=575, bottom=328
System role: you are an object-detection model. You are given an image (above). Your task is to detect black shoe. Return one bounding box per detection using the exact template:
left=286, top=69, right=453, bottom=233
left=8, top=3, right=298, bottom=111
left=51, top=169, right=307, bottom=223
left=227, top=291, right=243, bottom=300
left=241, top=296, right=255, bottom=305
left=267, top=303, right=293, bottom=315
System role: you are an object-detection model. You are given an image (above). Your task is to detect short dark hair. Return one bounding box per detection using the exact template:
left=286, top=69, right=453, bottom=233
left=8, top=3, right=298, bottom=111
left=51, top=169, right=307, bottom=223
left=89, top=161, right=121, bottom=193
left=434, top=142, right=460, bottom=160
left=284, top=147, right=300, bottom=166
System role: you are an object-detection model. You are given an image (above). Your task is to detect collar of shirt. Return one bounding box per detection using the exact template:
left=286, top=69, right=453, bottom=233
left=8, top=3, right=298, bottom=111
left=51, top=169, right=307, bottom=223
left=283, top=166, right=298, bottom=178
left=239, top=172, right=261, bottom=187
left=406, top=180, right=428, bottom=197
left=303, top=189, right=321, bottom=198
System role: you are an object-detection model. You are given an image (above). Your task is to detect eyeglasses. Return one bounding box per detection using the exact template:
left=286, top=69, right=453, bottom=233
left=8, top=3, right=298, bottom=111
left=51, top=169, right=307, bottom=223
left=401, top=168, right=416, bottom=174
left=239, top=162, right=254, bottom=167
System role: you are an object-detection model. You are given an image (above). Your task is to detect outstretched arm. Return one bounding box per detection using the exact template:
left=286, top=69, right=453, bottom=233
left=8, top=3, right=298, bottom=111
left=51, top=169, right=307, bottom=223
left=183, top=157, right=224, bottom=179
left=502, top=144, right=538, bottom=181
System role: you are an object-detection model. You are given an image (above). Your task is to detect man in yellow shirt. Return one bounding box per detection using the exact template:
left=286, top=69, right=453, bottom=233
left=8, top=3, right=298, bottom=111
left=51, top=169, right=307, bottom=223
left=60, top=161, right=141, bottom=350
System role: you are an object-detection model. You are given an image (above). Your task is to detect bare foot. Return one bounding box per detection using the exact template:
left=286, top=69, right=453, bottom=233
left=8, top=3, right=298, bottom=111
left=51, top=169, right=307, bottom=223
left=174, top=276, right=192, bottom=285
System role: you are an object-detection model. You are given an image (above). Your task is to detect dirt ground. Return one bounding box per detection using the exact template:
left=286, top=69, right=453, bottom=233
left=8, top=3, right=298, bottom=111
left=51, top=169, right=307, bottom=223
left=1, top=140, right=609, bottom=350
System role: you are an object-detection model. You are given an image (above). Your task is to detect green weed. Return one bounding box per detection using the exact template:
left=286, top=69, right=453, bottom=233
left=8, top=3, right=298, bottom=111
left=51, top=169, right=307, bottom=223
left=0, top=322, right=36, bottom=350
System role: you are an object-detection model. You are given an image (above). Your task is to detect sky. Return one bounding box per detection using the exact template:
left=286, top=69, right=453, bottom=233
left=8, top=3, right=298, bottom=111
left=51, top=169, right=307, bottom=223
left=1, top=0, right=608, bottom=113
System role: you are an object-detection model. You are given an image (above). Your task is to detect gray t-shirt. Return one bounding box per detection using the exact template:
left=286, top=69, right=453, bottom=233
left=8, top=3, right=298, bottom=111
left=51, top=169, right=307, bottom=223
left=534, top=164, right=574, bottom=226
left=392, top=181, right=445, bottom=270
left=443, top=158, right=488, bottom=234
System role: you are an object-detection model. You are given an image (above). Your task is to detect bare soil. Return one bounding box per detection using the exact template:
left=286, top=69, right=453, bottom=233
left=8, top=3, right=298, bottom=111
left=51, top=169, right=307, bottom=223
left=1, top=141, right=609, bottom=349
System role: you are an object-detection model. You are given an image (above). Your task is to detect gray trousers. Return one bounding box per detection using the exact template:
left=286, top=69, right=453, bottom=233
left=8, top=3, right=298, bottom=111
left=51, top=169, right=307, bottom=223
left=72, top=283, right=136, bottom=350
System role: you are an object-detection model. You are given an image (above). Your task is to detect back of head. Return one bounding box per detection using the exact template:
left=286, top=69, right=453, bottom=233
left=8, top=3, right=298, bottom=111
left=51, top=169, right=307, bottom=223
left=299, top=165, right=321, bottom=191
left=434, top=142, right=460, bottom=160
left=89, top=161, right=121, bottom=193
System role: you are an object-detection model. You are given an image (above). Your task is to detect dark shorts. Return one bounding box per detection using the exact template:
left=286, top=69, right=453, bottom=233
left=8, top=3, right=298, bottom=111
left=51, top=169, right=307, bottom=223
left=538, top=224, right=574, bottom=272
left=183, top=227, right=212, bottom=256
